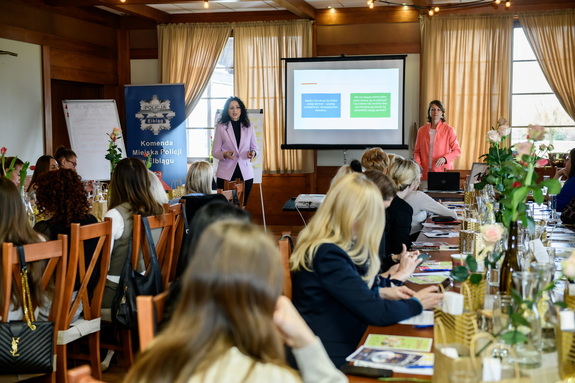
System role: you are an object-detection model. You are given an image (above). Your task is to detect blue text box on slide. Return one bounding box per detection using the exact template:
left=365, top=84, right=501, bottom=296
left=301, top=93, right=341, bottom=118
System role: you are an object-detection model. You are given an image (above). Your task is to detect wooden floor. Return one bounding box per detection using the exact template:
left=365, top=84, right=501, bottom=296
left=96, top=224, right=304, bottom=382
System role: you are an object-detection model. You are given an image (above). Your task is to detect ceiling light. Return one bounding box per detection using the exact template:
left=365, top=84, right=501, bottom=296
left=434, top=6, right=439, bottom=12
left=428, top=8, right=434, bottom=16
left=505, top=1, right=511, bottom=8
left=204, top=0, right=209, bottom=8
left=494, top=0, right=501, bottom=4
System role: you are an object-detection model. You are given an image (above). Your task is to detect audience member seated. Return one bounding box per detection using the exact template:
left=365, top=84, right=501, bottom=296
left=364, top=169, right=422, bottom=279
left=361, top=147, right=391, bottom=173
left=124, top=220, right=346, bottom=383
left=1, top=156, right=24, bottom=187
left=33, top=168, right=99, bottom=299
left=556, top=148, right=575, bottom=212
left=101, top=158, right=164, bottom=309
left=385, top=158, right=420, bottom=257
left=148, top=170, right=169, bottom=205
left=403, top=168, right=458, bottom=240
left=330, top=159, right=363, bottom=187
left=54, top=145, right=78, bottom=170
left=291, top=173, right=443, bottom=366
left=169, top=160, right=213, bottom=204
left=27, top=154, right=58, bottom=192
left=0, top=177, right=47, bottom=321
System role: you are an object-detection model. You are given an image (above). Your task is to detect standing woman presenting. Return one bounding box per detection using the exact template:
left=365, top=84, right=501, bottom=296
left=414, top=100, right=461, bottom=180
left=212, top=97, right=259, bottom=206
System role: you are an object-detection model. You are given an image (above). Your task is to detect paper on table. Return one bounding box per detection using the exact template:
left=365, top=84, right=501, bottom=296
left=363, top=334, right=433, bottom=352
left=423, top=231, right=459, bottom=238
left=347, top=347, right=434, bottom=375
left=399, top=310, right=434, bottom=326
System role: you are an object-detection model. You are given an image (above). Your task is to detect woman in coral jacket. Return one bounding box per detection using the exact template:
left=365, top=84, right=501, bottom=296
left=413, top=100, right=461, bottom=180
left=212, top=96, right=259, bottom=206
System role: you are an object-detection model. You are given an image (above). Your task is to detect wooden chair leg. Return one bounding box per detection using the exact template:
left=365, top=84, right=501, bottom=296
left=121, top=329, right=134, bottom=368
left=56, top=344, right=69, bottom=383
left=88, top=332, right=102, bottom=380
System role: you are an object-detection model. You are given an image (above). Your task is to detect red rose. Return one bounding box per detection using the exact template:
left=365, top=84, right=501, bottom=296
left=512, top=181, right=521, bottom=188
left=0, top=147, right=6, bottom=155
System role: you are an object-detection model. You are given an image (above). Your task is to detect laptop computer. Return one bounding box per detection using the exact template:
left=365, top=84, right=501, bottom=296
left=427, top=172, right=461, bottom=191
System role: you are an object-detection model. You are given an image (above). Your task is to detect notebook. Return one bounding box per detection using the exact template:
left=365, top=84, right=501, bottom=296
left=427, top=172, right=460, bottom=191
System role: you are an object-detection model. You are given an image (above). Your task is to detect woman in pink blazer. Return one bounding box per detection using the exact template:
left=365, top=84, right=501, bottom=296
left=413, top=100, right=461, bottom=180
left=212, top=97, right=259, bottom=206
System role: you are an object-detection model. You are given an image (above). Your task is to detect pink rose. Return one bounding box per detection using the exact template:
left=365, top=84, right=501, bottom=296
left=112, top=127, right=122, bottom=136
left=481, top=224, right=503, bottom=245
left=498, top=117, right=507, bottom=126
left=527, top=124, right=546, bottom=141
left=563, top=251, right=575, bottom=278
left=497, top=125, right=510, bottom=137
left=0, top=147, right=6, bottom=155
left=514, top=141, right=533, bottom=158
left=487, top=130, right=501, bottom=143
left=536, top=158, right=548, bottom=167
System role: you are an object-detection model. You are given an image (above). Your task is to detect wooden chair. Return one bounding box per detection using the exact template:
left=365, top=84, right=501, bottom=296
left=67, top=365, right=105, bottom=383
left=136, top=291, right=169, bottom=351
left=224, top=178, right=245, bottom=208
left=278, top=232, right=294, bottom=300
left=1, top=236, right=68, bottom=383
left=56, top=219, right=113, bottom=383
left=163, top=203, right=186, bottom=282
left=131, top=212, right=176, bottom=291
left=216, top=189, right=234, bottom=204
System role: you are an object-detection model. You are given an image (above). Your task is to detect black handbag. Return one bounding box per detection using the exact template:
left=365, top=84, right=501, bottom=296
left=0, top=246, right=54, bottom=374
left=111, top=216, right=163, bottom=330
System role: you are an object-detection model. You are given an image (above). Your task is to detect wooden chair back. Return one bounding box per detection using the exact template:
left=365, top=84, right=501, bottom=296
left=132, top=212, right=176, bottom=291
left=67, top=365, right=105, bottom=383
left=216, top=189, right=234, bottom=203
left=278, top=232, right=294, bottom=300
left=137, top=291, right=169, bottom=350
left=1, top=236, right=68, bottom=381
left=223, top=178, right=245, bottom=208
left=57, top=218, right=113, bottom=382
left=163, top=203, right=186, bottom=282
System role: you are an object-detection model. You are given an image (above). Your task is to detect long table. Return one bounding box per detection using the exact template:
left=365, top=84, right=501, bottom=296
left=346, top=224, right=459, bottom=382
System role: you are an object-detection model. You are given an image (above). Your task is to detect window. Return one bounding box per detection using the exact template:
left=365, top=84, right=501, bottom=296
left=511, top=26, right=575, bottom=157
left=186, top=37, right=234, bottom=161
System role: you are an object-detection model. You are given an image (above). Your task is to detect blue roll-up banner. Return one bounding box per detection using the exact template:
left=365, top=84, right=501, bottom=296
left=124, top=84, right=187, bottom=189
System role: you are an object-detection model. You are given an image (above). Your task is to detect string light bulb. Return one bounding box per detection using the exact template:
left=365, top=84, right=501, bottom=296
left=494, top=0, right=501, bottom=4
left=204, top=0, right=209, bottom=8
left=505, top=0, right=511, bottom=8
left=428, top=8, right=434, bottom=16
left=369, top=0, right=374, bottom=9
left=434, top=6, right=439, bottom=12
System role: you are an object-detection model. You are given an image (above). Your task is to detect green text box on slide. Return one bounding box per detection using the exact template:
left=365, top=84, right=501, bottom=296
left=350, top=93, right=391, bottom=118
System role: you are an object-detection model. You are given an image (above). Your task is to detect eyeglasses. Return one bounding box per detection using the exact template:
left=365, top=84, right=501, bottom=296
left=70, top=161, right=77, bottom=168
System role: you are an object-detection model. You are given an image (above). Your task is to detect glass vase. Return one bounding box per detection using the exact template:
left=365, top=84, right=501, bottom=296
left=500, top=271, right=542, bottom=369
left=533, top=262, right=558, bottom=353
left=558, top=295, right=575, bottom=381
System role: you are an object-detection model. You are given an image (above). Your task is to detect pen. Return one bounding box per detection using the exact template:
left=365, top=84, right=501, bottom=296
left=413, top=325, right=434, bottom=329
left=405, top=366, right=434, bottom=369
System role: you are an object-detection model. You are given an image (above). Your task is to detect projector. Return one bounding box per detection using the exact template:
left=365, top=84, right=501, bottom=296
left=295, top=194, right=325, bottom=209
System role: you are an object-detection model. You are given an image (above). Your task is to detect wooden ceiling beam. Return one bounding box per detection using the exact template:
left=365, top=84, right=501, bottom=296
left=269, top=0, right=315, bottom=19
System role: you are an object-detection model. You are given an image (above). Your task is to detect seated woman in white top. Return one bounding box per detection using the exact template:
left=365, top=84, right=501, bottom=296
left=101, top=158, right=164, bottom=309
left=404, top=172, right=458, bottom=238
left=123, top=220, right=346, bottom=383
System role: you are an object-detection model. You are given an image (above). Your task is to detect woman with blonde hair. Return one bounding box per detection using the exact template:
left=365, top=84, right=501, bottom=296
left=124, top=221, right=345, bottom=383
left=291, top=173, right=442, bottom=366
left=185, top=160, right=213, bottom=195
left=384, top=158, right=420, bottom=257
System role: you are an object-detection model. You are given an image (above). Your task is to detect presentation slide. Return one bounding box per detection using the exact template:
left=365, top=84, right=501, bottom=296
left=284, top=56, right=406, bottom=149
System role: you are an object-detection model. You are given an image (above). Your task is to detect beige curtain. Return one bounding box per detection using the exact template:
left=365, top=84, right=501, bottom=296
left=158, top=23, right=232, bottom=116
left=420, top=14, right=513, bottom=171
left=233, top=20, right=314, bottom=174
left=519, top=10, right=575, bottom=120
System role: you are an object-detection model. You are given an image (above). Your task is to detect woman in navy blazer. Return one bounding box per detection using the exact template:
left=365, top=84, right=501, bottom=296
left=291, top=173, right=443, bottom=366
left=212, top=97, right=259, bottom=206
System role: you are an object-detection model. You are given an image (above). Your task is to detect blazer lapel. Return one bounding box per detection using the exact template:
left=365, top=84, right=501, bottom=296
left=224, top=122, right=239, bottom=152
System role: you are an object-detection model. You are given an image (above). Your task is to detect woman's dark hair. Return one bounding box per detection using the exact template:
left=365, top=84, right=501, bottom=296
left=54, top=146, right=77, bottom=166
left=35, top=168, right=90, bottom=226
left=179, top=201, right=251, bottom=274
left=27, top=155, right=56, bottom=192
left=350, top=159, right=363, bottom=173
left=569, top=148, right=575, bottom=179
left=108, top=157, right=164, bottom=217
left=364, top=169, right=396, bottom=202
left=217, top=97, right=250, bottom=126
left=427, top=100, right=446, bottom=123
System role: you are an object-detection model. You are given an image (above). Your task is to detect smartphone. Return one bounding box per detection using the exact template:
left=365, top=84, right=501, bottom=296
left=339, top=364, right=393, bottom=378
left=417, top=253, right=431, bottom=262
